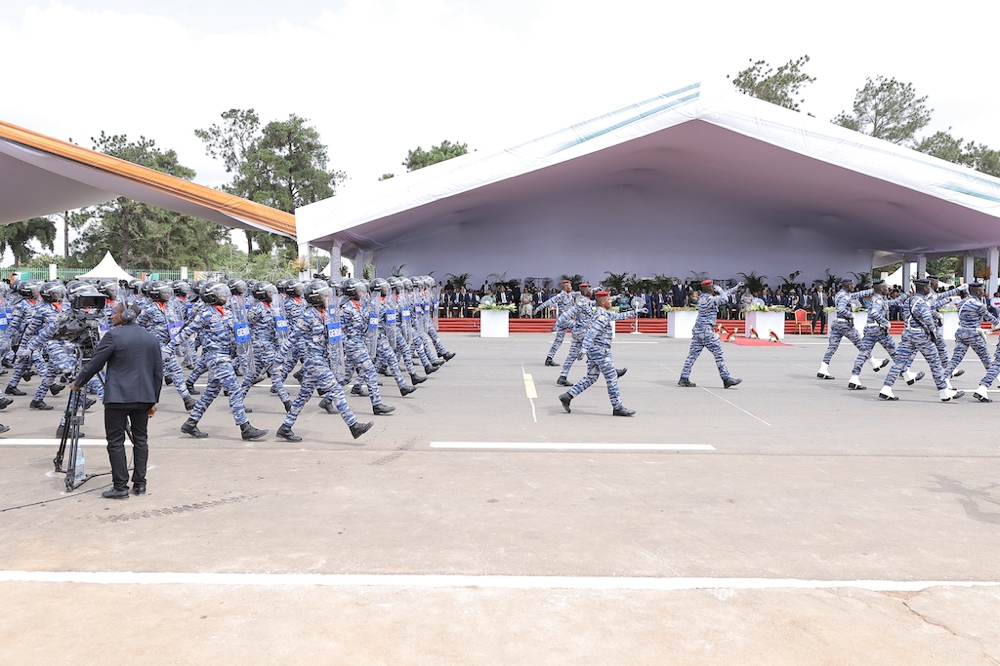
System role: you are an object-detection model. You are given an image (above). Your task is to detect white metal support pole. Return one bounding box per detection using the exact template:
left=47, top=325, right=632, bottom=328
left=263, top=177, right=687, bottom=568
left=917, top=254, right=927, bottom=278
left=901, top=257, right=911, bottom=288
left=963, top=253, right=975, bottom=284
left=989, top=247, right=999, bottom=296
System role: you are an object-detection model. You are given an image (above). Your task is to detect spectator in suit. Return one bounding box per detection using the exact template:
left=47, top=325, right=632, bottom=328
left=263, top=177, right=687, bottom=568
left=652, top=289, right=668, bottom=318
left=811, top=285, right=827, bottom=333
left=671, top=279, right=685, bottom=307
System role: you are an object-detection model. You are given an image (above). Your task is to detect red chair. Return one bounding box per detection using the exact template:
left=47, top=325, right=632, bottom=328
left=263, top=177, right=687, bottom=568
left=793, top=309, right=812, bottom=334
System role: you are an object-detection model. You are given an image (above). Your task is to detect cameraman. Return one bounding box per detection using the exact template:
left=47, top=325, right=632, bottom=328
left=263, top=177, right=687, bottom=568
left=71, top=302, right=163, bottom=499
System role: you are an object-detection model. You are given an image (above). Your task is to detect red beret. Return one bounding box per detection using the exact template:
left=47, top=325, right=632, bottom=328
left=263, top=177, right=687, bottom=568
left=594, top=291, right=609, bottom=297
left=701, top=279, right=713, bottom=286
left=561, top=280, right=571, bottom=284
left=579, top=282, right=591, bottom=288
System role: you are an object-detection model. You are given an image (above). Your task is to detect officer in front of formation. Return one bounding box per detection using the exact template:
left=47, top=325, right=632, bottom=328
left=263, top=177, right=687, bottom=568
left=534, top=280, right=577, bottom=366
left=817, top=278, right=873, bottom=380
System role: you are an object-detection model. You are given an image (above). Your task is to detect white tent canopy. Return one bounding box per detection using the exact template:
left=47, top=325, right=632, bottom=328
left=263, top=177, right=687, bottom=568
left=297, top=81, right=1000, bottom=290
left=77, top=251, right=133, bottom=281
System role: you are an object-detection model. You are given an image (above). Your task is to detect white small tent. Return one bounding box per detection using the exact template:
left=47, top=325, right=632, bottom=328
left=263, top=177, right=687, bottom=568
left=77, top=251, right=134, bottom=281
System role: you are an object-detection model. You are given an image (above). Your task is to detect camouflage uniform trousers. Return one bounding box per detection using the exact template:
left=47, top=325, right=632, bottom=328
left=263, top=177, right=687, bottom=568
left=547, top=326, right=569, bottom=360
left=681, top=328, right=730, bottom=380
left=567, top=349, right=623, bottom=410
left=161, top=344, right=193, bottom=401
left=390, top=327, right=417, bottom=375
left=185, top=353, right=209, bottom=385
left=945, top=328, right=991, bottom=377
left=7, top=348, right=45, bottom=389
left=560, top=334, right=585, bottom=377
left=344, top=337, right=382, bottom=405
left=283, top=355, right=357, bottom=428
left=271, top=342, right=305, bottom=404
left=852, top=326, right=898, bottom=376
left=426, top=325, right=449, bottom=356
left=240, top=343, right=277, bottom=397
left=189, top=352, right=249, bottom=426
left=408, top=326, right=434, bottom=368
left=33, top=341, right=76, bottom=403
left=822, top=319, right=863, bottom=364
left=883, top=330, right=948, bottom=390
left=371, top=335, right=407, bottom=390
left=978, top=344, right=1000, bottom=387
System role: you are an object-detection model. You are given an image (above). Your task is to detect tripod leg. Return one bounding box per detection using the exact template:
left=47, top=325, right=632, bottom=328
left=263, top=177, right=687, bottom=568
left=53, top=388, right=76, bottom=472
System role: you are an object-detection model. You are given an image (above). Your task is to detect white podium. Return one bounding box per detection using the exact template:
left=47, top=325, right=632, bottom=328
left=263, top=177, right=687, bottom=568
left=940, top=311, right=959, bottom=341
left=480, top=310, right=509, bottom=337
left=667, top=310, right=697, bottom=338
left=745, top=311, right=785, bottom=340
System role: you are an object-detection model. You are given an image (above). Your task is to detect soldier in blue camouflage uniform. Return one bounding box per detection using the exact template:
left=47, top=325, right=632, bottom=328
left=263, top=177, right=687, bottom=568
left=847, top=279, right=900, bottom=389
left=817, top=279, right=873, bottom=380
left=19, top=282, right=76, bottom=411
left=534, top=280, right=577, bottom=366
left=136, top=280, right=198, bottom=411
left=926, top=275, right=966, bottom=373
left=558, top=290, right=636, bottom=416
left=385, top=277, right=430, bottom=384
left=415, top=276, right=455, bottom=362
left=5, top=281, right=44, bottom=396
left=878, top=278, right=964, bottom=402
left=944, top=282, right=998, bottom=381
left=401, top=278, right=441, bottom=375
left=276, top=281, right=373, bottom=442
left=678, top=280, right=743, bottom=388
left=167, top=282, right=268, bottom=440
left=554, top=283, right=628, bottom=386
left=270, top=281, right=308, bottom=411
left=340, top=278, right=395, bottom=415
left=239, top=281, right=282, bottom=410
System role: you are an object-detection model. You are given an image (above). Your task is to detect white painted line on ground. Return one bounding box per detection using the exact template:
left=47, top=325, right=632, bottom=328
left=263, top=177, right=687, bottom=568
left=613, top=341, right=659, bottom=344
left=430, top=442, right=714, bottom=451
left=1, top=571, right=997, bottom=593
left=520, top=364, right=537, bottom=423
left=700, top=387, right=772, bottom=427
left=0, top=439, right=125, bottom=447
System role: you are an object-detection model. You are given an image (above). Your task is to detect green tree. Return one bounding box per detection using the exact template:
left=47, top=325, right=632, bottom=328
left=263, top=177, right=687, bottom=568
left=196, top=109, right=346, bottom=258
left=403, top=140, right=469, bottom=172
left=70, top=132, right=229, bottom=269
left=833, top=76, right=932, bottom=145
left=728, top=55, right=815, bottom=112
left=0, top=217, right=57, bottom=267
left=915, top=131, right=1000, bottom=178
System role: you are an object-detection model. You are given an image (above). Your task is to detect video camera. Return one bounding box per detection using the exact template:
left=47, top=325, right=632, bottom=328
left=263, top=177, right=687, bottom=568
left=50, top=292, right=107, bottom=358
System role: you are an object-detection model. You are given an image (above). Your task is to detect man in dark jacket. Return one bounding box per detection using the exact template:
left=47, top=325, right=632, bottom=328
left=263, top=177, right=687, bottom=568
left=72, top=302, right=163, bottom=499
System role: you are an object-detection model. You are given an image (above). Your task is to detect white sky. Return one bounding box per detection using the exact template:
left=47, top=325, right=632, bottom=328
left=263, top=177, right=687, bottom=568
left=2, top=0, right=999, bottom=257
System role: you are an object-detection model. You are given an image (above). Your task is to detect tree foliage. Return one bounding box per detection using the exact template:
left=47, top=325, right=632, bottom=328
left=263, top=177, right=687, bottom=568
left=70, top=132, right=230, bottom=269
left=403, top=140, right=469, bottom=172
left=833, top=76, right=931, bottom=145
left=196, top=109, right=346, bottom=257
left=0, top=217, right=57, bottom=267
left=916, top=131, right=1000, bottom=178
left=729, top=55, right=815, bottom=112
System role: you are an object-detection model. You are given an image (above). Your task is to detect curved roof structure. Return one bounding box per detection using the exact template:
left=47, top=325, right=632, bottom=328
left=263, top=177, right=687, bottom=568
left=297, top=82, right=1000, bottom=284
left=0, top=119, right=295, bottom=238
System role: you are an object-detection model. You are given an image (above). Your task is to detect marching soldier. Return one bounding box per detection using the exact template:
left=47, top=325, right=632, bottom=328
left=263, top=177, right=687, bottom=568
left=534, top=280, right=577, bottom=366
left=168, top=282, right=269, bottom=440
left=341, top=278, right=395, bottom=416
left=678, top=280, right=743, bottom=389
left=944, top=282, right=999, bottom=381
left=276, top=280, right=373, bottom=442
left=555, top=283, right=627, bottom=386
left=846, top=279, right=897, bottom=390
left=558, top=291, right=635, bottom=416
left=878, top=278, right=964, bottom=402
left=817, top=279, right=873, bottom=380
left=136, top=280, right=198, bottom=411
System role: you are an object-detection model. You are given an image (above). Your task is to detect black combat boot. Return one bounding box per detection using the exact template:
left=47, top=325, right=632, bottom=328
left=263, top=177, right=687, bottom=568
left=350, top=421, right=373, bottom=439
left=276, top=424, right=302, bottom=442
left=181, top=418, right=208, bottom=438
left=373, top=403, right=395, bottom=415
left=240, top=422, right=268, bottom=440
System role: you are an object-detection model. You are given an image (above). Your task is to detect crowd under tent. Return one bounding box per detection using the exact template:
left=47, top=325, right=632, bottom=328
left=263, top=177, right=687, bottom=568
left=0, top=119, right=295, bottom=242
left=296, top=82, right=1000, bottom=293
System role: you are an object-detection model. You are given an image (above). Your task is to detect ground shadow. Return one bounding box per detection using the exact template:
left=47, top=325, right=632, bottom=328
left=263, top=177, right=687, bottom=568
left=927, top=474, right=1000, bottom=526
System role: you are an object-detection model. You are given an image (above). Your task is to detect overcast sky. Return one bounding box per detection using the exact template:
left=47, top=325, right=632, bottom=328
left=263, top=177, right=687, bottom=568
left=2, top=0, right=998, bottom=255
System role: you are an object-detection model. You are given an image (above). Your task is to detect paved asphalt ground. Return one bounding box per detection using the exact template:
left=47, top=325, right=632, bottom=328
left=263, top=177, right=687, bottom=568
left=2, top=332, right=1000, bottom=664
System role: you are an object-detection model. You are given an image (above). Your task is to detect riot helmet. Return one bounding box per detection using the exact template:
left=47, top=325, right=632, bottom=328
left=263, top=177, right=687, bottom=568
left=341, top=278, right=368, bottom=300
left=200, top=281, right=231, bottom=306
left=40, top=281, right=67, bottom=303
left=305, top=280, right=333, bottom=308
left=18, top=280, right=41, bottom=299
left=275, top=279, right=291, bottom=294
left=172, top=280, right=192, bottom=298
left=226, top=279, right=247, bottom=296
left=97, top=279, right=119, bottom=301
left=370, top=278, right=390, bottom=296
left=146, top=280, right=173, bottom=303
left=401, top=278, right=413, bottom=291
left=387, top=277, right=403, bottom=293
left=285, top=280, right=306, bottom=299
left=127, top=278, right=143, bottom=294
left=252, top=281, right=277, bottom=303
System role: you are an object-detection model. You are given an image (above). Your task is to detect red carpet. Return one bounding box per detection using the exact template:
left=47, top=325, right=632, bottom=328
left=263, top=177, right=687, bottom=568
left=727, top=336, right=791, bottom=347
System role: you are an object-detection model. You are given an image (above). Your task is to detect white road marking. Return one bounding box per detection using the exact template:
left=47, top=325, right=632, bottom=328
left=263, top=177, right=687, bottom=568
left=613, top=341, right=659, bottom=344
left=1, top=570, right=996, bottom=593
left=430, top=442, right=714, bottom=451
left=520, top=364, right=537, bottom=423
left=0, top=439, right=125, bottom=447
left=699, top=388, right=772, bottom=427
